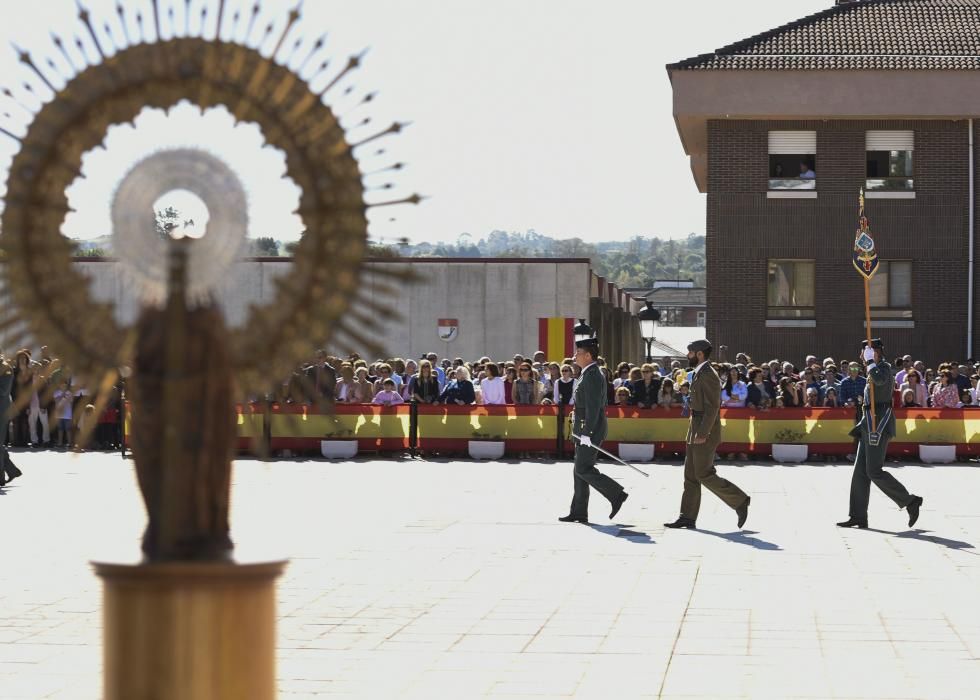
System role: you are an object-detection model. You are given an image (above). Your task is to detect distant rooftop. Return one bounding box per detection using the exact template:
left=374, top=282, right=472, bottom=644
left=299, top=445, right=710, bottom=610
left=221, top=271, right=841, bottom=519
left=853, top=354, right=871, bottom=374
left=647, top=287, right=706, bottom=307
left=670, top=0, right=980, bottom=72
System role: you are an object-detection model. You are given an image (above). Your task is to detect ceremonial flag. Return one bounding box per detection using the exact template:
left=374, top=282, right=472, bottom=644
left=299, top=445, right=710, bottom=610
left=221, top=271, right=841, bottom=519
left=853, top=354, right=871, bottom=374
left=852, top=189, right=879, bottom=280
left=537, top=317, right=574, bottom=361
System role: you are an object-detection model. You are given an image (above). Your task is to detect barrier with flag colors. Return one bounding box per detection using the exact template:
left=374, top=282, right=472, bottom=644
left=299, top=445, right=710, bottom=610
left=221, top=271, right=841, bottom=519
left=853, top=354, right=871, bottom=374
left=124, top=404, right=980, bottom=458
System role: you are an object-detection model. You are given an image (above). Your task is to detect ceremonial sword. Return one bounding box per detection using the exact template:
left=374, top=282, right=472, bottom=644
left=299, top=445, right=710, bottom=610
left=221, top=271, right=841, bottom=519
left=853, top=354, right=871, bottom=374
left=571, top=434, right=650, bottom=478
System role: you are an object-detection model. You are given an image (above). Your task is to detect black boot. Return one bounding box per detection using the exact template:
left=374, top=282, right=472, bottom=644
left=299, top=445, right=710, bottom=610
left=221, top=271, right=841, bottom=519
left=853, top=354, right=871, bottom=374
left=558, top=514, right=588, bottom=524
left=736, top=497, right=751, bottom=529
left=664, top=517, right=696, bottom=529
left=836, top=518, right=868, bottom=529
left=906, top=496, right=923, bottom=528
left=609, top=492, right=628, bottom=519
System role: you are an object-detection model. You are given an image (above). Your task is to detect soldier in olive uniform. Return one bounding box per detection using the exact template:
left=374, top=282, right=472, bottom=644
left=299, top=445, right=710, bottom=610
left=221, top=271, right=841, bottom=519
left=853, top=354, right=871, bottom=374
left=558, top=337, right=628, bottom=523
left=665, top=339, right=750, bottom=529
left=838, top=339, right=923, bottom=529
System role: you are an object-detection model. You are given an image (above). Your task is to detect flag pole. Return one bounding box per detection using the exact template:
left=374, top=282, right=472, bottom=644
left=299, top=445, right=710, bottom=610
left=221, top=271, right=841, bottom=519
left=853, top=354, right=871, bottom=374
left=863, top=276, right=878, bottom=434
left=856, top=189, right=877, bottom=434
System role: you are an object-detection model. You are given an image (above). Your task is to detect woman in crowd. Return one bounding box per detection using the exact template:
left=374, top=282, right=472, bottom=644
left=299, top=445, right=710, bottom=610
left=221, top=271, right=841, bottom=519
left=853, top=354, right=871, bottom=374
left=372, top=363, right=396, bottom=395
left=543, top=364, right=575, bottom=406
left=614, top=386, right=631, bottom=406
left=480, top=363, right=506, bottom=405
left=334, top=362, right=357, bottom=402
left=439, top=365, right=476, bottom=405
left=623, top=367, right=642, bottom=395
left=400, top=359, right=418, bottom=398
left=746, top=367, right=772, bottom=409
left=543, top=362, right=561, bottom=396
left=901, top=388, right=917, bottom=408
left=503, top=366, right=516, bottom=404
left=657, top=378, right=680, bottom=408
left=804, top=386, right=820, bottom=408
left=390, top=358, right=406, bottom=387
left=931, top=369, right=960, bottom=408
left=721, top=366, right=748, bottom=408
left=612, top=362, right=631, bottom=389
left=351, top=366, right=375, bottom=403
left=823, top=387, right=840, bottom=407
left=778, top=376, right=801, bottom=407
left=899, top=369, right=928, bottom=408
left=409, top=360, right=440, bottom=404
left=630, top=363, right=660, bottom=409
left=512, top=363, right=541, bottom=405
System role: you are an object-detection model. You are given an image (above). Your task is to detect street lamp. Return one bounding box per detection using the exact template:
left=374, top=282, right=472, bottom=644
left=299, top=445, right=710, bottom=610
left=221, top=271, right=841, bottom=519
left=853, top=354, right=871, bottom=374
left=637, top=301, right=661, bottom=363
left=573, top=318, right=594, bottom=344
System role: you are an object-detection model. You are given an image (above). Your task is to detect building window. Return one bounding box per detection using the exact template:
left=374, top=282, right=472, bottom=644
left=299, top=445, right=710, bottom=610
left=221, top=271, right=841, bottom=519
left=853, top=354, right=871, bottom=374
left=866, top=130, right=913, bottom=191
left=869, top=260, right=912, bottom=318
left=767, top=260, right=815, bottom=318
left=659, top=307, right=682, bottom=326
left=696, top=311, right=706, bottom=327
left=768, top=131, right=816, bottom=190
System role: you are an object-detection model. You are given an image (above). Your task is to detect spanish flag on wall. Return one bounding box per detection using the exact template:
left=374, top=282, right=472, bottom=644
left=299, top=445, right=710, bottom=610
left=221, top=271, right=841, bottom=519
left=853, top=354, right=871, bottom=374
left=537, top=317, right=574, bottom=362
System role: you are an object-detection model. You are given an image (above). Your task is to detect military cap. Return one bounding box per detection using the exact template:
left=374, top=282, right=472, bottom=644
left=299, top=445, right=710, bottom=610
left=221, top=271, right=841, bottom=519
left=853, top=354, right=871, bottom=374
left=687, top=339, right=712, bottom=353
left=861, top=338, right=884, bottom=350
left=575, top=337, right=599, bottom=351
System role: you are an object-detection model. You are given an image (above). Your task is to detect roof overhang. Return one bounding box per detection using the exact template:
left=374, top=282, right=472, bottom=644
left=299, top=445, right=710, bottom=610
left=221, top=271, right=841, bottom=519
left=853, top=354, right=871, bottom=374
left=669, top=68, right=980, bottom=192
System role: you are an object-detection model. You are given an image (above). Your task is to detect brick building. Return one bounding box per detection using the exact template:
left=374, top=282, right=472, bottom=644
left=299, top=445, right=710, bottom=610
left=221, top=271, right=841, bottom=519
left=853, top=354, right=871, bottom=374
left=668, top=0, right=980, bottom=367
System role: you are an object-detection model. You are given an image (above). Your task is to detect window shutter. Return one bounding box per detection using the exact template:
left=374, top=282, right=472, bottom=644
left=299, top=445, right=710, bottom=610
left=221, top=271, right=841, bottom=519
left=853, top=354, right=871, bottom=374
left=890, top=261, right=912, bottom=307
left=866, top=130, right=914, bottom=151
left=768, top=131, right=816, bottom=154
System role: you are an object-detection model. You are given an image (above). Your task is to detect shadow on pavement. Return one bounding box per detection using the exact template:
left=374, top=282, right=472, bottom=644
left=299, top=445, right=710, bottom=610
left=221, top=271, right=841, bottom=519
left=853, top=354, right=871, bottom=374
left=696, top=529, right=783, bottom=551
left=588, top=523, right=655, bottom=544
left=862, top=527, right=977, bottom=553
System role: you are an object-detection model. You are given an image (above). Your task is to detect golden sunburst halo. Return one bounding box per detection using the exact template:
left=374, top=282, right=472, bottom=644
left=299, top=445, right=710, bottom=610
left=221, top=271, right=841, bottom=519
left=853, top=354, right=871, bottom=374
left=0, top=0, right=421, bottom=405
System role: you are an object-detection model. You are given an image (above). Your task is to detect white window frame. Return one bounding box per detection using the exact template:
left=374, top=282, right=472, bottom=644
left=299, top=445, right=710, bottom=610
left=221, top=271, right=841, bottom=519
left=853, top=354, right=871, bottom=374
left=866, top=130, right=915, bottom=199
left=767, top=131, right=818, bottom=199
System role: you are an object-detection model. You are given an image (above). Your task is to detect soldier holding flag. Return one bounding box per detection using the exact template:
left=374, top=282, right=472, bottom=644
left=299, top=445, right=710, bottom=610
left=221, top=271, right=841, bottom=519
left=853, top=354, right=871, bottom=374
left=837, top=192, right=923, bottom=529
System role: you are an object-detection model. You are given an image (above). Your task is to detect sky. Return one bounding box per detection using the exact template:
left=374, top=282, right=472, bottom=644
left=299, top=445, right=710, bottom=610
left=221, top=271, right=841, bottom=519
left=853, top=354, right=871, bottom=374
left=0, top=0, right=818, bottom=245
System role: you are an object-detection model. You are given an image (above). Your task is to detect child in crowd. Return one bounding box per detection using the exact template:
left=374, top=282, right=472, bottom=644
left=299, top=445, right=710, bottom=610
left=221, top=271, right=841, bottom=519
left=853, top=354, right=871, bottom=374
left=53, top=382, right=73, bottom=449
left=372, top=379, right=404, bottom=406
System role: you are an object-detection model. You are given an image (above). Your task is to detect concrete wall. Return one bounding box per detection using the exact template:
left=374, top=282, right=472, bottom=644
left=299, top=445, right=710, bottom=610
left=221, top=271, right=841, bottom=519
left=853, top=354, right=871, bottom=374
left=1, top=259, right=594, bottom=362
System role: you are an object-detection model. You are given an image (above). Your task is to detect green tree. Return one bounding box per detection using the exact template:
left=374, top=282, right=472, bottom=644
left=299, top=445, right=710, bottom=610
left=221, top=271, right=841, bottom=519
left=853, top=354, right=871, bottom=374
left=253, top=237, right=280, bottom=256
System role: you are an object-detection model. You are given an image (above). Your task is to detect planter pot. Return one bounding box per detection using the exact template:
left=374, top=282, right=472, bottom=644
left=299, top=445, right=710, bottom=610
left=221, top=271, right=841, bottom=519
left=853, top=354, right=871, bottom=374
left=771, top=443, right=808, bottom=463
left=618, top=443, right=655, bottom=462
left=468, top=441, right=505, bottom=460
left=919, top=444, right=956, bottom=464
left=320, top=440, right=358, bottom=459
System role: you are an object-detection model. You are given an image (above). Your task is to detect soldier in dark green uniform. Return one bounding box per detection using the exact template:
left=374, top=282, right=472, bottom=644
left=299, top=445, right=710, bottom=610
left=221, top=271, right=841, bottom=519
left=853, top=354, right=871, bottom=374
left=558, top=336, right=628, bottom=523
left=838, top=338, right=923, bottom=529
left=0, top=353, right=23, bottom=486
left=665, top=339, right=750, bottom=529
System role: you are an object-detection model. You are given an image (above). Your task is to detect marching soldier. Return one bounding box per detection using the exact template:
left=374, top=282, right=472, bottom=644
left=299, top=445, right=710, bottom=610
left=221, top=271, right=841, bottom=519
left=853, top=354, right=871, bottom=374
left=665, top=339, right=750, bottom=529
left=558, top=336, right=628, bottom=523
left=837, top=339, right=923, bottom=529
left=0, top=353, right=23, bottom=486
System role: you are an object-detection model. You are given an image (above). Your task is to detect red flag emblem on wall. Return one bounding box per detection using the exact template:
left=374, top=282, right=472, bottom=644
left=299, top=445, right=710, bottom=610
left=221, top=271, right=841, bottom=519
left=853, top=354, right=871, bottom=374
left=437, top=318, right=458, bottom=341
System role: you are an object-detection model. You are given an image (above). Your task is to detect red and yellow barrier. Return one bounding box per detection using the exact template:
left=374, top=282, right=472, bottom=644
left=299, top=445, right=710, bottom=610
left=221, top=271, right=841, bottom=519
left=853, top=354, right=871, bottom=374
left=269, top=403, right=411, bottom=452
left=123, top=403, right=980, bottom=457
left=417, top=404, right=558, bottom=452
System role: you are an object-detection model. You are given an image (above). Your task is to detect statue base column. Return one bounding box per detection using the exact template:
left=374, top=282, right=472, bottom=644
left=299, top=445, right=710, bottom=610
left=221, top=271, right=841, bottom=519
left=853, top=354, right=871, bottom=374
left=93, top=559, right=287, bottom=700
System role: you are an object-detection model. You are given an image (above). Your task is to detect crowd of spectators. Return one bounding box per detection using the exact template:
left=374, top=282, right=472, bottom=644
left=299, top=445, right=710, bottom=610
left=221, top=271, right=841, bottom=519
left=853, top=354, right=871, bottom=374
left=7, top=344, right=978, bottom=454
left=281, top=349, right=980, bottom=412
left=1, top=347, right=122, bottom=451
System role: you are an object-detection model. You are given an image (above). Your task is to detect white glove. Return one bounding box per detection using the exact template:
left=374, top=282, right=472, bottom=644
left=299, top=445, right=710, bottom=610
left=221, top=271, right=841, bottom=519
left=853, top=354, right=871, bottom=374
left=863, top=347, right=875, bottom=362
left=577, top=435, right=593, bottom=448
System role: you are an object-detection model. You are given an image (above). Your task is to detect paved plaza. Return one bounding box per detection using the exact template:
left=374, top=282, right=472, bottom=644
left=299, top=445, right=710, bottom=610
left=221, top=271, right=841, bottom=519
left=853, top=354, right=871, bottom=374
left=0, top=451, right=978, bottom=699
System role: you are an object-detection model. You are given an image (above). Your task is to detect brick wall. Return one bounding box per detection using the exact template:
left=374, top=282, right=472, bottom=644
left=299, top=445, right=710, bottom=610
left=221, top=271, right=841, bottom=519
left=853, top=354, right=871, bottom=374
left=706, top=119, right=973, bottom=368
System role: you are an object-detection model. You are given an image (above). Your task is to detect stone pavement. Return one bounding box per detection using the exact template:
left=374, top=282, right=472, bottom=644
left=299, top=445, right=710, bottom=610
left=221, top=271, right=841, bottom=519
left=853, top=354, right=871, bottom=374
left=0, top=451, right=978, bottom=699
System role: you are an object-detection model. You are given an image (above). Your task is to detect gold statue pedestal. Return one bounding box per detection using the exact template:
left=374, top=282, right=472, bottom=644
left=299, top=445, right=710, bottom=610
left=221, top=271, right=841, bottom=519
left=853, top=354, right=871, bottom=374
left=93, top=559, right=287, bottom=700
